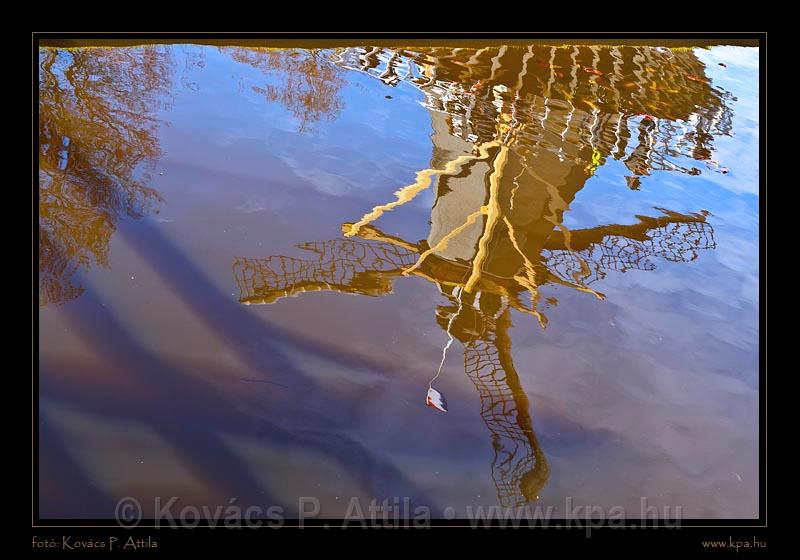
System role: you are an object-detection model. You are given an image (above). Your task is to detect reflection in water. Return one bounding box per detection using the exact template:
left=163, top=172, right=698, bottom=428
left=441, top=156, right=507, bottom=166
left=234, top=214, right=715, bottom=506
left=38, top=47, right=172, bottom=307
left=233, top=45, right=723, bottom=507
left=36, top=43, right=746, bottom=514
left=224, top=48, right=346, bottom=132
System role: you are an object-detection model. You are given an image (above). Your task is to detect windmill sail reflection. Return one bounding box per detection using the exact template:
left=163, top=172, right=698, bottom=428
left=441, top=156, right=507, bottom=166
left=233, top=211, right=715, bottom=507
left=233, top=44, right=723, bottom=508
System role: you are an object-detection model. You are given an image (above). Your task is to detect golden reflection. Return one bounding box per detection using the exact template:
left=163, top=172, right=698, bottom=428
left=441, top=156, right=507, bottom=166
left=233, top=45, right=724, bottom=507
left=38, top=47, right=172, bottom=307
left=234, top=211, right=715, bottom=506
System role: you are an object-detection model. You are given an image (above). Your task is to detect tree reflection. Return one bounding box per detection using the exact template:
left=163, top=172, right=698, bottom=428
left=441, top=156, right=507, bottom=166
left=223, top=48, right=346, bottom=132
left=38, top=47, right=172, bottom=307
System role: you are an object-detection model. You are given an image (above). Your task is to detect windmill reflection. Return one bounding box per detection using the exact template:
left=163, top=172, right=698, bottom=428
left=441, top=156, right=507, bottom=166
left=233, top=211, right=715, bottom=506
left=233, top=45, right=722, bottom=507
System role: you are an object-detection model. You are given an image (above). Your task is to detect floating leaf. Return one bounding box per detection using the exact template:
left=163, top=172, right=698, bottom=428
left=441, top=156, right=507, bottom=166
left=426, top=387, right=448, bottom=412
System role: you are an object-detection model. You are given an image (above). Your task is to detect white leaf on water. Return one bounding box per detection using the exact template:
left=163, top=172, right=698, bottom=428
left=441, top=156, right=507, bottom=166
left=426, top=387, right=448, bottom=412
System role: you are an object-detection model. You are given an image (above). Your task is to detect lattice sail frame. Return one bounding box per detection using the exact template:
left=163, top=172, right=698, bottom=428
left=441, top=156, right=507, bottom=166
left=463, top=320, right=544, bottom=507
left=233, top=239, right=419, bottom=304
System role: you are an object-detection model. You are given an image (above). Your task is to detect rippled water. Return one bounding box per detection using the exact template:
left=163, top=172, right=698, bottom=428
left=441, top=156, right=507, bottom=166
left=38, top=43, right=759, bottom=519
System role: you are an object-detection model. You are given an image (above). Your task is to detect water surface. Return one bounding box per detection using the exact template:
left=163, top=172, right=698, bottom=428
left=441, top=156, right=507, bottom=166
left=38, top=43, right=759, bottom=519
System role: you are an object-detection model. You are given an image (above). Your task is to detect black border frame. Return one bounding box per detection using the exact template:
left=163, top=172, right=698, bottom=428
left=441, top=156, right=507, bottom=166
left=32, top=31, right=768, bottom=553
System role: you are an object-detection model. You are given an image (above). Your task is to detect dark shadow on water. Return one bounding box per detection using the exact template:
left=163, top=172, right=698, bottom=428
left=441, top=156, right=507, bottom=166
left=40, top=223, right=438, bottom=517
